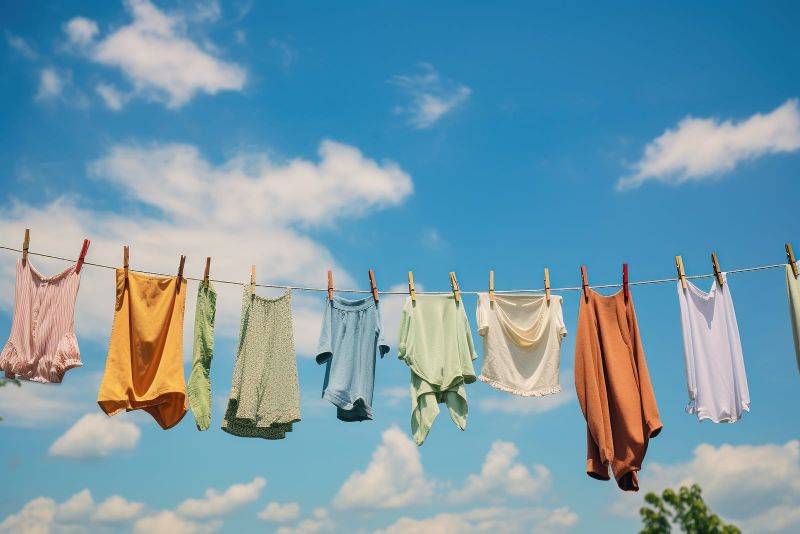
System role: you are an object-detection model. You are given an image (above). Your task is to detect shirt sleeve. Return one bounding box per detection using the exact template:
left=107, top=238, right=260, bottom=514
left=397, top=299, right=411, bottom=362
left=476, top=294, right=489, bottom=337
left=376, top=304, right=390, bottom=358
left=628, top=298, right=663, bottom=438
left=556, top=297, right=568, bottom=338
left=315, top=299, right=333, bottom=365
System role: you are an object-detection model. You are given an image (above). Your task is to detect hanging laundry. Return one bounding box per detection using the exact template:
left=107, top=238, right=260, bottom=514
left=574, top=289, right=662, bottom=492
left=315, top=296, right=389, bottom=422
left=222, top=288, right=301, bottom=439
left=785, top=265, right=800, bottom=373
left=476, top=293, right=567, bottom=396
left=187, top=282, right=217, bottom=431
left=677, top=274, right=750, bottom=422
left=0, top=259, right=83, bottom=383
left=397, top=295, right=477, bottom=445
left=97, top=270, right=188, bottom=429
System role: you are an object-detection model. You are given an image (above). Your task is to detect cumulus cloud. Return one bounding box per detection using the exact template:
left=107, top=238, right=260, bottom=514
left=92, top=495, right=145, bottom=522
left=176, top=477, right=266, bottom=518
left=447, top=441, right=552, bottom=503
left=617, top=99, right=800, bottom=190
left=95, top=83, right=128, bottom=110
left=0, top=139, right=411, bottom=346
left=332, top=426, right=436, bottom=509
left=133, top=511, right=221, bottom=534
left=613, top=440, right=800, bottom=534
left=391, top=63, right=471, bottom=129
left=64, top=0, right=246, bottom=108
left=0, top=371, right=95, bottom=427
left=258, top=502, right=301, bottom=522
left=276, top=508, right=334, bottom=534
left=373, top=506, right=578, bottom=534
left=0, top=489, right=142, bottom=533
left=64, top=16, right=99, bottom=46
left=48, top=413, right=141, bottom=459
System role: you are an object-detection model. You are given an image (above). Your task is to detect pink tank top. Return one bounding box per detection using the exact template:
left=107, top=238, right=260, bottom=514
left=0, top=259, right=82, bottom=383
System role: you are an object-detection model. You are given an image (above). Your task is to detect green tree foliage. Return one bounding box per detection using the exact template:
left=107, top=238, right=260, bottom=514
left=640, top=484, right=740, bottom=534
left=0, top=377, right=21, bottom=421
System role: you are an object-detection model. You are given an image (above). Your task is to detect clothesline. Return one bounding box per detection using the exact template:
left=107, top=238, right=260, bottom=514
left=0, top=244, right=790, bottom=296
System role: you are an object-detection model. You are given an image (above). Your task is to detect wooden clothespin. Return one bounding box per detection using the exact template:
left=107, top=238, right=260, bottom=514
left=449, top=271, right=460, bottom=303
left=368, top=269, right=379, bottom=303
left=711, top=252, right=724, bottom=287
left=76, top=239, right=90, bottom=274
left=786, top=243, right=799, bottom=278
left=327, top=270, right=334, bottom=301
left=123, top=245, right=129, bottom=279
left=580, top=265, right=589, bottom=302
left=622, top=263, right=629, bottom=302
left=675, top=255, right=687, bottom=289
left=543, top=267, right=551, bottom=303
left=176, top=255, right=186, bottom=291
left=408, top=271, right=416, bottom=302
left=22, top=229, right=30, bottom=265
left=250, top=265, right=256, bottom=294
left=488, top=270, right=495, bottom=303
left=203, top=257, right=211, bottom=288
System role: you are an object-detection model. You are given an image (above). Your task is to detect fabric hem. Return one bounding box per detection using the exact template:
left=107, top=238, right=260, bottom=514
left=478, top=375, right=561, bottom=397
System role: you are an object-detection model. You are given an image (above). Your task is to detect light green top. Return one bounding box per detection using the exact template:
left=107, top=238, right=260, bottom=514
left=397, top=295, right=477, bottom=445
left=187, top=283, right=216, bottom=430
left=786, top=265, right=800, bottom=373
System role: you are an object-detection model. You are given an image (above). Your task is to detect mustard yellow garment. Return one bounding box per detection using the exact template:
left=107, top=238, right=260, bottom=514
left=97, top=269, right=188, bottom=429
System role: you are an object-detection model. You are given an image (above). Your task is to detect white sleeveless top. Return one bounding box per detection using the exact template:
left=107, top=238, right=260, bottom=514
left=476, top=293, right=567, bottom=396
left=677, top=274, right=750, bottom=423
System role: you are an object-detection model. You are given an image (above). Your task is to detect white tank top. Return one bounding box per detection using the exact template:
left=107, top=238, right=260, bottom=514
left=676, top=273, right=750, bottom=423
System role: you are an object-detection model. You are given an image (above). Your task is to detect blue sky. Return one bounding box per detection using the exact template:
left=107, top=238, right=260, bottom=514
left=1, top=1, right=799, bottom=532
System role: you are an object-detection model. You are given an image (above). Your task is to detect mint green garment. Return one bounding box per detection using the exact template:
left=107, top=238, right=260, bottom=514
left=187, top=283, right=216, bottom=430
left=397, top=295, right=477, bottom=445
left=786, top=265, right=800, bottom=373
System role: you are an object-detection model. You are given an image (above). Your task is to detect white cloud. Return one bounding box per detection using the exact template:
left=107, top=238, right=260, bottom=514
left=92, top=495, right=144, bottom=522
left=0, top=139, right=412, bottom=362
left=48, top=413, right=140, bottom=459
left=56, top=489, right=94, bottom=521
left=617, top=98, right=800, bottom=190
left=133, top=511, right=221, bottom=534
left=391, top=63, right=471, bottom=129
left=0, top=372, right=96, bottom=428
left=613, top=440, right=800, bottom=534
left=332, top=425, right=436, bottom=509
left=0, top=489, right=142, bottom=533
left=176, top=477, right=266, bottom=518
left=95, top=83, right=128, bottom=110
left=65, top=0, right=246, bottom=108
left=0, top=497, right=58, bottom=534
left=258, top=502, right=300, bottom=522
left=64, top=16, right=99, bottom=46
left=380, top=386, right=409, bottom=407
left=373, top=506, right=578, bottom=534
left=276, top=508, right=334, bottom=534
left=6, top=32, right=37, bottom=59
left=447, top=441, right=551, bottom=504
left=474, top=370, right=575, bottom=415
left=35, top=68, right=63, bottom=101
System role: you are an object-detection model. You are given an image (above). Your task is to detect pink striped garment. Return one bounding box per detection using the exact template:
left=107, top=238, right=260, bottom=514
left=0, top=259, right=83, bottom=383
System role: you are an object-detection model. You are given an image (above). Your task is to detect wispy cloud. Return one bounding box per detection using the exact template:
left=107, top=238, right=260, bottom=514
left=5, top=32, right=38, bottom=59
left=391, top=63, right=471, bottom=129
left=63, top=0, right=246, bottom=109
left=617, top=98, right=800, bottom=190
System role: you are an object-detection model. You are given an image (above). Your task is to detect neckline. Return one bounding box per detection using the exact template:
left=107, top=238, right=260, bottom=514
left=24, top=258, right=76, bottom=283
left=684, top=275, right=725, bottom=300
left=249, top=287, right=291, bottom=303
left=331, top=296, right=376, bottom=311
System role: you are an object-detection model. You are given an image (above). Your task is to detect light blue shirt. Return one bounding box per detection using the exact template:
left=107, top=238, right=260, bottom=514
left=316, top=296, right=389, bottom=421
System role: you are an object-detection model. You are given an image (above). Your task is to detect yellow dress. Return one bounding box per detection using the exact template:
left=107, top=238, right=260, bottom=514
left=97, top=269, right=188, bottom=429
